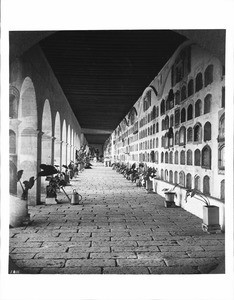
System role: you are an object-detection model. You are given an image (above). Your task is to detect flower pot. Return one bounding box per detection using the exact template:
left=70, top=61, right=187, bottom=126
left=202, top=205, right=221, bottom=233
left=10, top=195, right=29, bottom=227
left=164, top=192, right=176, bottom=202
left=164, top=192, right=176, bottom=208
left=146, top=179, right=153, bottom=192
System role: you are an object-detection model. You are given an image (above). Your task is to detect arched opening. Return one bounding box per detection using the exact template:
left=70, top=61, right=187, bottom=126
left=175, top=90, right=180, bottom=105
left=18, top=77, right=38, bottom=204
left=41, top=100, right=52, bottom=165
left=194, top=149, right=201, bottom=166
left=9, top=91, right=19, bottom=119
left=186, top=149, right=193, bottom=165
left=218, top=144, right=225, bottom=170
left=175, top=131, right=179, bottom=145
left=162, top=119, right=165, bottom=131
left=169, top=170, right=173, bottom=183
left=195, top=72, right=203, bottom=92
left=187, top=127, right=193, bottom=143
left=220, top=179, right=225, bottom=200
left=186, top=173, right=192, bottom=189
left=195, top=99, right=202, bottom=117
left=156, top=137, right=158, bottom=148
left=181, top=85, right=187, bottom=101
left=179, top=126, right=186, bottom=145
left=202, top=145, right=212, bottom=169
left=54, top=112, right=61, bottom=168
left=161, top=152, right=164, bottom=163
left=156, top=122, right=159, bottom=133
left=9, top=160, right=17, bottom=195
left=62, top=120, right=67, bottom=165
left=218, top=113, right=225, bottom=142
left=194, top=123, right=202, bottom=142
left=194, top=175, right=201, bottom=191
left=204, top=64, right=213, bottom=87
left=204, top=122, right=211, bottom=141
left=71, top=128, right=74, bottom=161
left=204, top=94, right=212, bottom=114
left=169, top=151, right=173, bottom=164
left=188, top=79, right=194, bottom=97
left=203, top=175, right=210, bottom=195
left=150, top=150, right=155, bottom=162
left=174, top=171, right=178, bottom=184
left=180, top=150, right=185, bottom=165
left=161, top=169, right=164, bottom=180
left=165, top=152, right=168, bottom=163
left=155, top=151, right=158, bottom=164
left=160, top=99, right=165, bottom=115
left=41, top=99, right=53, bottom=194
left=165, top=169, right=168, bottom=182
left=181, top=108, right=186, bottom=123
left=187, top=104, right=193, bottom=120
left=165, top=116, right=169, bottom=130
left=170, top=115, right=174, bottom=127
left=67, top=125, right=71, bottom=164
left=174, top=150, right=178, bottom=164
left=179, top=171, right=185, bottom=187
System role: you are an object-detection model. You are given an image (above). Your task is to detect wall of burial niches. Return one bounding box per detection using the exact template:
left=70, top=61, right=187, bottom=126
left=109, top=41, right=225, bottom=219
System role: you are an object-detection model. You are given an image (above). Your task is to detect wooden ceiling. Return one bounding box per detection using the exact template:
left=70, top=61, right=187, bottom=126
left=10, top=30, right=225, bottom=145
left=39, top=30, right=186, bottom=144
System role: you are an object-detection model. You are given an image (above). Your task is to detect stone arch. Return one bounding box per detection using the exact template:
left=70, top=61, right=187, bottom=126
left=41, top=99, right=52, bottom=165
left=62, top=119, right=67, bottom=165
left=54, top=112, right=61, bottom=168
left=18, top=77, right=38, bottom=204
left=9, top=86, right=20, bottom=119
left=9, top=160, right=17, bottom=195
left=67, top=125, right=71, bottom=164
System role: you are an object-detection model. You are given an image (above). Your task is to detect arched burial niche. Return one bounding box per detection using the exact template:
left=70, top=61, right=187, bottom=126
left=41, top=99, right=53, bottom=194
left=18, top=77, right=38, bottom=205
left=54, top=112, right=61, bottom=169
left=62, top=120, right=67, bottom=165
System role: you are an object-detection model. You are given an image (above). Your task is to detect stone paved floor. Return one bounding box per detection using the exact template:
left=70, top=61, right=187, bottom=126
left=9, top=163, right=225, bottom=274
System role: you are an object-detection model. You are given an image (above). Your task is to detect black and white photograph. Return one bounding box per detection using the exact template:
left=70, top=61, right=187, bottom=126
left=1, top=1, right=234, bottom=300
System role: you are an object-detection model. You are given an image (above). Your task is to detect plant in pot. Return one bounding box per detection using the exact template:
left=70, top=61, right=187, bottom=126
left=38, top=164, right=70, bottom=204
left=10, top=170, right=36, bottom=227
left=162, top=184, right=179, bottom=208
left=143, top=167, right=156, bottom=193
left=185, top=189, right=221, bottom=233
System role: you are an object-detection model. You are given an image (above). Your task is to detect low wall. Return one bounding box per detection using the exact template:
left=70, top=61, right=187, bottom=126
left=152, top=179, right=225, bottom=231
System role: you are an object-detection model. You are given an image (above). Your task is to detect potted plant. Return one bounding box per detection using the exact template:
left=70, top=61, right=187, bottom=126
left=38, top=164, right=70, bottom=204
left=185, top=189, right=221, bottom=233
left=10, top=170, right=36, bottom=227
left=38, top=164, right=71, bottom=204
left=162, top=184, right=178, bottom=207
left=144, top=167, right=156, bottom=192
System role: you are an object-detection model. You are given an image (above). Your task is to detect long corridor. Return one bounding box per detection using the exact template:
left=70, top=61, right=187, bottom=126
left=9, top=163, right=225, bottom=274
